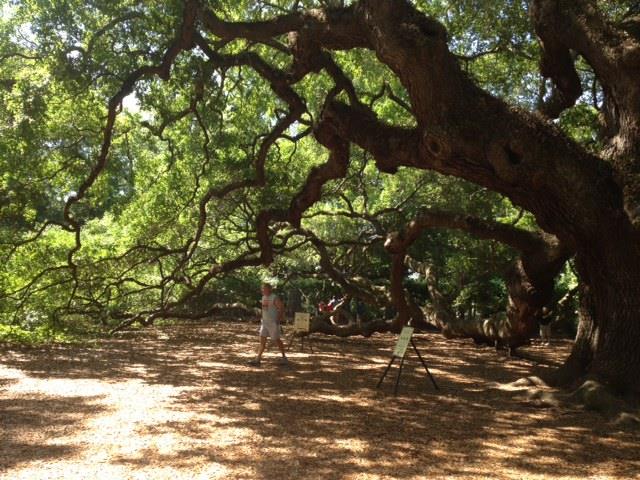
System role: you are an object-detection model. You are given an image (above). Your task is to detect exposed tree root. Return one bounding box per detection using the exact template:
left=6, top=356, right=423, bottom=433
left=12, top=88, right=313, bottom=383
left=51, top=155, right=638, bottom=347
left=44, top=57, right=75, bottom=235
left=308, top=318, right=396, bottom=337
left=499, top=375, right=640, bottom=429
left=296, top=315, right=437, bottom=338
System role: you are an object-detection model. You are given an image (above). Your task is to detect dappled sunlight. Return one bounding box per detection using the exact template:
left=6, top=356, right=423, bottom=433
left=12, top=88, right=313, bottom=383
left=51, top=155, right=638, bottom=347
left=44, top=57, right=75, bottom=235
left=1, top=321, right=639, bottom=479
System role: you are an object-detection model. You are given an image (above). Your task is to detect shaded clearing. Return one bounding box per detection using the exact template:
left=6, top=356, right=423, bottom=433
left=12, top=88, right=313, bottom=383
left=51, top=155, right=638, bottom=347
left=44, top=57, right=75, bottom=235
left=1, top=321, right=638, bottom=479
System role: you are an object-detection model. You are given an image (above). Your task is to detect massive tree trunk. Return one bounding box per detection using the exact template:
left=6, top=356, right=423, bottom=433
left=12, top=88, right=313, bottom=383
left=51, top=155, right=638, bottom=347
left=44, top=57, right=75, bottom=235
left=561, top=240, right=640, bottom=392
left=530, top=0, right=640, bottom=393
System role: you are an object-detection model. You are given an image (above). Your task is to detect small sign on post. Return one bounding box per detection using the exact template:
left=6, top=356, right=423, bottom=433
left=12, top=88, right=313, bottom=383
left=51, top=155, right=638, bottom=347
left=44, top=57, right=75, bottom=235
left=392, top=326, right=414, bottom=358
left=287, top=312, right=314, bottom=352
left=376, top=326, right=438, bottom=395
left=293, top=312, right=310, bottom=333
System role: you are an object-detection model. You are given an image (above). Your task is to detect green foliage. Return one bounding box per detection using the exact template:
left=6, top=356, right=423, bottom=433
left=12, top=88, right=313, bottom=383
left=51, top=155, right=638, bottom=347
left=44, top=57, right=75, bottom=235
left=0, top=0, right=593, bottom=339
left=0, top=323, right=80, bottom=344
left=559, top=104, right=602, bottom=151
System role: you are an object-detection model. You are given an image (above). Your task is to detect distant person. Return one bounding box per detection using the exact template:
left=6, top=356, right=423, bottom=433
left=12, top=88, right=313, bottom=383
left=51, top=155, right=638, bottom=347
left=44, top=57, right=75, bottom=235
left=327, top=296, right=337, bottom=310
left=318, top=300, right=327, bottom=314
left=355, top=299, right=365, bottom=325
left=328, top=296, right=342, bottom=323
left=248, top=283, right=288, bottom=366
left=539, top=307, right=553, bottom=346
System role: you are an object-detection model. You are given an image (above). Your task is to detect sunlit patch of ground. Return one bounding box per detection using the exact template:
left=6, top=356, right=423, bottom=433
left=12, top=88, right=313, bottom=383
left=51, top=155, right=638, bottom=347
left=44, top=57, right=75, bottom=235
left=1, top=321, right=638, bottom=479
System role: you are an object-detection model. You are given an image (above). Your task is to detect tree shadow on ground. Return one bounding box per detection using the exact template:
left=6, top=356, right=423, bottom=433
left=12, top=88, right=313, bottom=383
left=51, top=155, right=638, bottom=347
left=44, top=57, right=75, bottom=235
left=153, top=340, right=638, bottom=479
left=0, top=394, right=106, bottom=471
left=1, top=321, right=638, bottom=479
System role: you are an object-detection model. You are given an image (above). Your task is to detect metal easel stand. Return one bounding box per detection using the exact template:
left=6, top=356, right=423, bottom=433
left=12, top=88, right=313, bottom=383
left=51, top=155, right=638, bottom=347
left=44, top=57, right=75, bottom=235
left=376, top=338, right=438, bottom=395
left=286, top=331, right=314, bottom=353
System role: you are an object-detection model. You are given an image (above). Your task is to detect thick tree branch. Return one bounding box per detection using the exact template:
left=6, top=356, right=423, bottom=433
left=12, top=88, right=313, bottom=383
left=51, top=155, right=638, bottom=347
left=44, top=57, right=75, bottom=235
left=385, top=209, right=552, bottom=255
left=384, top=208, right=571, bottom=347
left=532, top=0, right=640, bottom=224
left=199, top=5, right=369, bottom=51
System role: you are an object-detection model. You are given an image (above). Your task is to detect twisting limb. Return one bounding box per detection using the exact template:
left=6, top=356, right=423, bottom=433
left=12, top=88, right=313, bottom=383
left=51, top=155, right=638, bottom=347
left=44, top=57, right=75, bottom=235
left=58, top=0, right=201, bottom=312
left=385, top=208, right=572, bottom=348
left=531, top=0, right=640, bottom=222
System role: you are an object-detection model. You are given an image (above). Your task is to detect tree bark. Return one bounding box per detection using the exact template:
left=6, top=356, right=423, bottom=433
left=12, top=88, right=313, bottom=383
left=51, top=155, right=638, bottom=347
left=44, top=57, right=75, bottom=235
left=558, top=242, right=640, bottom=393
left=320, top=1, right=640, bottom=393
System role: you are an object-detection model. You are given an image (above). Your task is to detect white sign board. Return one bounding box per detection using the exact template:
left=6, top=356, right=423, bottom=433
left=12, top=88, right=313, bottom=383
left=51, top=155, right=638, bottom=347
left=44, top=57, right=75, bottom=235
left=392, top=327, right=414, bottom=358
left=293, top=312, right=311, bottom=332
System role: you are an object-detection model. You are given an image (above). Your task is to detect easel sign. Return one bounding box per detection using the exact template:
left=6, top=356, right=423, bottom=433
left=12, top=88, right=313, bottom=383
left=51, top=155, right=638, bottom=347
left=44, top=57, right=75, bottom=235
left=377, top=326, right=439, bottom=395
left=287, top=312, right=314, bottom=352
left=393, top=326, right=414, bottom=357
left=293, top=312, right=310, bottom=332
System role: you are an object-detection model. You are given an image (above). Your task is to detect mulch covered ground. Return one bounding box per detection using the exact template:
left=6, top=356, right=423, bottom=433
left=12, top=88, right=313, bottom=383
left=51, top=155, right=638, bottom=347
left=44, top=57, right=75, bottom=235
left=1, top=320, right=638, bottom=479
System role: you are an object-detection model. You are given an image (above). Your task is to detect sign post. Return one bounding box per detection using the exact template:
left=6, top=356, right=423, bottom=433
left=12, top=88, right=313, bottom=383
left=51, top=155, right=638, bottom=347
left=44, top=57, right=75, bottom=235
left=393, top=326, right=413, bottom=357
left=377, top=326, right=438, bottom=395
left=287, top=312, right=314, bottom=352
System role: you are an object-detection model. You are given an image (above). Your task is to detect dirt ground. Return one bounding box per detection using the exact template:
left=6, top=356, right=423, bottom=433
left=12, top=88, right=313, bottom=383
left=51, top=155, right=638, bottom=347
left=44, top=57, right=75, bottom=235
left=1, top=320, right=638, bottom=480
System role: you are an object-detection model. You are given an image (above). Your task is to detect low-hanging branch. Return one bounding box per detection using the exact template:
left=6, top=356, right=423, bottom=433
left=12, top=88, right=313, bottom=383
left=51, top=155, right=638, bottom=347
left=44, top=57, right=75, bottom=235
left=384, top=208, right=572, bottom=348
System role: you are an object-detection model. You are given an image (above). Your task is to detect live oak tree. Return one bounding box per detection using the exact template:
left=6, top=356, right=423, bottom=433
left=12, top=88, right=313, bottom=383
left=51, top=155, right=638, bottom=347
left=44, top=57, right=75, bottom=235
left=2, top=0, right=640, bottom=394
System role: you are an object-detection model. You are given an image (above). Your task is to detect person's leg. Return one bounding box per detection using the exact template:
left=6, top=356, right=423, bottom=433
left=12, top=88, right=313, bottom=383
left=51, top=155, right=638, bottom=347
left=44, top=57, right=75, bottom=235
left=268, top=321, right=287, bottom=362
left=541, top=324, right=551, bottom=345
left=256, top=335, right=268, bottom=360
left=276, top=338, right=287, bottom=357
left=249, top=323, right=269, bottom=365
